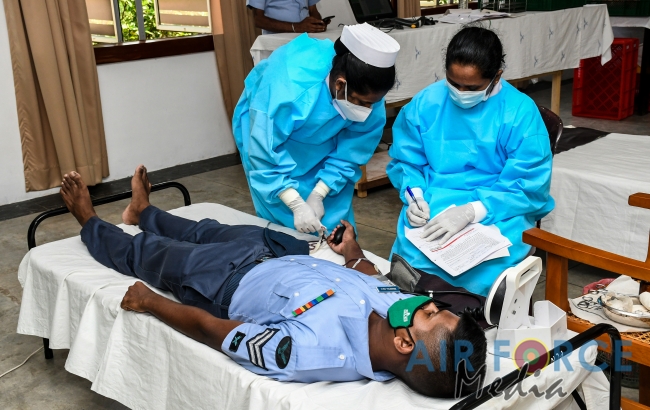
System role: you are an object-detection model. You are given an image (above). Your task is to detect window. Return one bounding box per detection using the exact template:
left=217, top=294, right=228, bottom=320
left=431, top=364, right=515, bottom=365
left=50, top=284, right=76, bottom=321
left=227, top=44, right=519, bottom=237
left=87, top=0, right=207, bottom=44
left=88, top=0, right=123, bottom=43
left=154, top=0, right=211, bottom=34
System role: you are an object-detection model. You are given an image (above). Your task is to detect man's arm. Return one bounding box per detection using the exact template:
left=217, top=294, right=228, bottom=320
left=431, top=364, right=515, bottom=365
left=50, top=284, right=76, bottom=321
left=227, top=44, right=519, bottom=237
left=121, top=282, right=243, bottom=351
left=308, top=5, right=322, bottom=20
left=327, top=220, right=378, bottom=276
left=251, top=8, right=325, bottom=33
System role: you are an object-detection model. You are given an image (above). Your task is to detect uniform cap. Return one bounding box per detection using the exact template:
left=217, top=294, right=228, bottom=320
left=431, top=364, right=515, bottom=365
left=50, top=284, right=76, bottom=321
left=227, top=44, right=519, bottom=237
left=340, top=23, right=400, bottom=68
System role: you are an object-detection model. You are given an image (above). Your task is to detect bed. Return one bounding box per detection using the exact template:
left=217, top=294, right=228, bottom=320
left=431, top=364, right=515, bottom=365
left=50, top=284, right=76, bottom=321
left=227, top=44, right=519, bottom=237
left=16, top=188, right=614, bottom=409
left=542, top=133, right=650, bottom=261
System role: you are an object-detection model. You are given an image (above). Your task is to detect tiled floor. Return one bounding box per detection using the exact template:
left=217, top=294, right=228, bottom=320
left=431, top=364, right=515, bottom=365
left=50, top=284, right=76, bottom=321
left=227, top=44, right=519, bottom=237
left=0, top=81, right=647, bottom=408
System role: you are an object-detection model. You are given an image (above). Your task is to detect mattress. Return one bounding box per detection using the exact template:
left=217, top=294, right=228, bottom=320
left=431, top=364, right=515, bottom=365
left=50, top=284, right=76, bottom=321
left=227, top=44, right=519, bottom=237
left=17, top=203, right=609, bottom=409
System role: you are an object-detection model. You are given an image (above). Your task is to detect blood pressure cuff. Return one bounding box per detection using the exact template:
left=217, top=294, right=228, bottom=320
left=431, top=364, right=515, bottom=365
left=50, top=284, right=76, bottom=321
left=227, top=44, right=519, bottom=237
left=389, top=253, right=488, bottom=328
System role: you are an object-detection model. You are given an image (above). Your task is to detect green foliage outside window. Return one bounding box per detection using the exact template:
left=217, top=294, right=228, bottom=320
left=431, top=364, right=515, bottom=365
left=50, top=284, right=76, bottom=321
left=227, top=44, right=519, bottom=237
left=119, top=0, right=199, bottom=41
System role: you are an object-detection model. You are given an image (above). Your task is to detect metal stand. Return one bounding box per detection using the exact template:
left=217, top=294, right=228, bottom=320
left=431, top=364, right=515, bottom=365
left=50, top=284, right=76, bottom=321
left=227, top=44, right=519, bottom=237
left=28, top=181, right=192, bottom=359
left=43, top=338, right=53, bottom=360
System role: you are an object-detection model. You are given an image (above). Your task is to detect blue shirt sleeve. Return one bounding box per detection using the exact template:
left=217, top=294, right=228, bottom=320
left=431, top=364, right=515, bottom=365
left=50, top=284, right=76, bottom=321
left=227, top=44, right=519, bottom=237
left=314, top=101, right=386, bottom=195
left=308, top=0, right=320, bottom=6
left=386, top=98, right=428, bottom=204
left=474, top=99, right=555, bottom=224
left=246, top=0, right=266, bottom=10
left=222, top=322, right=297, bottom=380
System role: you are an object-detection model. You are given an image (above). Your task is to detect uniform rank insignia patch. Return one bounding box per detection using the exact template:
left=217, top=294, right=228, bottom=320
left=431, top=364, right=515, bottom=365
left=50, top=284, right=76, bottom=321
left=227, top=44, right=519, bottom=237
left=275, top=336, right=292, bottom=369
left=229, top=331, right=246, bottom=352
left=247, top=328, right=279, bottom=369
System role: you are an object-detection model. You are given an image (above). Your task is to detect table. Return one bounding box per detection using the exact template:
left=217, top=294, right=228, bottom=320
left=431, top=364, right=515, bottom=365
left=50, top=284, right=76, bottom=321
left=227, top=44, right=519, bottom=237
left=542, top=133, right=650, bottom=261
left=610, top=16, right=650, bottom=115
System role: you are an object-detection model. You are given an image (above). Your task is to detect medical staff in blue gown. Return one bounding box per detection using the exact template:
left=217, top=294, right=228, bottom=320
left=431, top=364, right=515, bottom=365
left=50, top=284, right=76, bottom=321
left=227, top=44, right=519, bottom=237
left=387, top=27, right=555, bottom=297
left=233, top=23, right=400, bottom=234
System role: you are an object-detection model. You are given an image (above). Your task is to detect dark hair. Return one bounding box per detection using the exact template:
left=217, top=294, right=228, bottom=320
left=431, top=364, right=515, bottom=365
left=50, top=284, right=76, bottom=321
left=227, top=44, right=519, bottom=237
left=445, top=26, right=505, bottom=80
left=400, top=312, right=487, bottom=398
left=330, top=38, right=396, bottom=96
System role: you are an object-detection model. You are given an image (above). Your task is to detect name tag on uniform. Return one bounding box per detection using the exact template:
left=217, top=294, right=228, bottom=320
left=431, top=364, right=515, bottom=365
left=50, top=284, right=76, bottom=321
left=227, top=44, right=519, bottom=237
left=376, top=286, right=400, bottom=293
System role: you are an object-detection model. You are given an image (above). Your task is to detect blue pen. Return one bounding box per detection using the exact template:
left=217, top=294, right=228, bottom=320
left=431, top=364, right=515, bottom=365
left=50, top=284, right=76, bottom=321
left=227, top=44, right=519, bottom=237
left=406, top=186, right=423, bottom=212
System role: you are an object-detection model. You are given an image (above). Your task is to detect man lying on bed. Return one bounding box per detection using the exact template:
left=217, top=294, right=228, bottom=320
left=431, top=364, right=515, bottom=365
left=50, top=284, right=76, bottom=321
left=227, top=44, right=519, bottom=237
left=59, top=165, right=487, bottom=398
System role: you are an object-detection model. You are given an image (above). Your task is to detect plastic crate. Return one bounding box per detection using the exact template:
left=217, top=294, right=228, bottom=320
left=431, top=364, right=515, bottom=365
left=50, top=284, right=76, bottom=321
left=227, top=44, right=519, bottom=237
left=572, top=38, right=639, bottom=121
left=526, top=0, right=584, bottom=11
left=585, top=0, right=650, bottom=16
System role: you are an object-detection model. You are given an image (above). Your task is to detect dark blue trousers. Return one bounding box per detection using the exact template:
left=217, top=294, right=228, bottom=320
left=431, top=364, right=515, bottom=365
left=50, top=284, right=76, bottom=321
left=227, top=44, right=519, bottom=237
left=80, top=206, right=309, bottom=318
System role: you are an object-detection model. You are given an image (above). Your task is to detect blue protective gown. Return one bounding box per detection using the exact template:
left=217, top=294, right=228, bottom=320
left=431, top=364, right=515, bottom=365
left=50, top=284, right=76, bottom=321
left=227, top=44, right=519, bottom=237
left=387, top=80, right=554, bottom=296
left=232, top=34, right=386, bottom=233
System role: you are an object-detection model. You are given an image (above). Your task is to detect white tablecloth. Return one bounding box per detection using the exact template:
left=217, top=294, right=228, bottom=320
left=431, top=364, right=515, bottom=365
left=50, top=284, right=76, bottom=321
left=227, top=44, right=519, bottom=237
left=16, top=203, right=609, bottom=409
left=543, top=134, right=650, bottom=261
left=250, top=6, right=614, bottom=103
left=610, top=16, right=650, bottom=29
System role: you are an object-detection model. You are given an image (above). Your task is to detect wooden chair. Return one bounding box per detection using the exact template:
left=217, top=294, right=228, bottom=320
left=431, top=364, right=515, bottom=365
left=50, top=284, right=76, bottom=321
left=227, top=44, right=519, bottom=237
left=538, top=105, right=563, bottom=156
left=523, top=192, right=650, bottom=410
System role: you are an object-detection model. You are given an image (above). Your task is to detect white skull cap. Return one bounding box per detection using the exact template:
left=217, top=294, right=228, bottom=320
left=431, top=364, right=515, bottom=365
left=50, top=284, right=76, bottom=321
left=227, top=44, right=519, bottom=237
left=340, top=23, right=400, bottom=68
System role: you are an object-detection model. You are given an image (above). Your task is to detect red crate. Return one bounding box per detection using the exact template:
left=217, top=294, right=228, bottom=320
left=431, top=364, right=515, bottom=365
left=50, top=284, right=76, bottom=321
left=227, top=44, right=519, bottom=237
left=572, top=38, right=639, bottom=120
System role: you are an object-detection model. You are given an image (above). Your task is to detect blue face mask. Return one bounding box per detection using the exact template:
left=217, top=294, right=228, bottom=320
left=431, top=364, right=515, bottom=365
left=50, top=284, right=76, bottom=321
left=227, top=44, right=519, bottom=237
left=446, top=77, right=496, bottom=109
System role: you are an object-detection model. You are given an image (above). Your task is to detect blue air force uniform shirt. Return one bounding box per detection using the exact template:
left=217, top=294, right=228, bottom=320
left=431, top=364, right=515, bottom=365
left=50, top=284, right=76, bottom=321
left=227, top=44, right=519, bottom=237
left=246, top=0, right=320, bottom=34
left=222, top=255, right=407, bottom=382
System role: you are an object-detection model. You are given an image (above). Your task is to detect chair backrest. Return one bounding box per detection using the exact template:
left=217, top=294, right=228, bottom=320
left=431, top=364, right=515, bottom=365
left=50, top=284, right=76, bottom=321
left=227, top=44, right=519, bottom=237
left=537, top=106, right=563, bottom=156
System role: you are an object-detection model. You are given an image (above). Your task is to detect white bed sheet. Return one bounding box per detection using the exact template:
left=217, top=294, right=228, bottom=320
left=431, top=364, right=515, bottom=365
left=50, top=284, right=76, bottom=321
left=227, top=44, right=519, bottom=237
left=543, top=133, right=650, bottom=261
left=17, top=203, right=609, bottom=409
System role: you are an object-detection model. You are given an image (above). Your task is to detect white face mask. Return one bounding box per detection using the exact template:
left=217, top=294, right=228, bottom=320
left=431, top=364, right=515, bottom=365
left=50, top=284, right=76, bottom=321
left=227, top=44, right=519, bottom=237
left=446, top=77, right=496, bottom=109
left=332, top=80, right=372, bottom=122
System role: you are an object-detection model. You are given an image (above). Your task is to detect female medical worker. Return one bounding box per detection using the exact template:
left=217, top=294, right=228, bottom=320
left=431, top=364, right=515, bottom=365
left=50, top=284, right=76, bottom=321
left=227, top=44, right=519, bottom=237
left=387, top=26, right=554, bottom=297
left=233, top=24, right=400, bottom=234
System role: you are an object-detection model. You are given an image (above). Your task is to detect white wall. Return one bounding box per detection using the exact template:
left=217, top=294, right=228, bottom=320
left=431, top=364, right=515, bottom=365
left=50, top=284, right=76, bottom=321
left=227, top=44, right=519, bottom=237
left=97, top=52, right=235, bottom=179
left=0, top=0, right=234, bottom=206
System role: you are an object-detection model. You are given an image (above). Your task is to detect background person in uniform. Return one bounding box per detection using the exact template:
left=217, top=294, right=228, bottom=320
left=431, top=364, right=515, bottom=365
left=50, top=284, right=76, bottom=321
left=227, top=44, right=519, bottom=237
left=58, top=165, right=486, bottom=398
left=233, top=24, right=400, bottom=235
left=387, top=26, right=554, bottom=299
left=248, top=0, right=328, bottom=34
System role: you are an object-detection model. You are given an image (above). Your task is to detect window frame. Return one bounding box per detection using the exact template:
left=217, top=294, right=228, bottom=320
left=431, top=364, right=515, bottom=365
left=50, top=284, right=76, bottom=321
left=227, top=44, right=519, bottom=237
left=153, top=0, right=213, bottom=34
left=94, top=34, right=215, bottom=65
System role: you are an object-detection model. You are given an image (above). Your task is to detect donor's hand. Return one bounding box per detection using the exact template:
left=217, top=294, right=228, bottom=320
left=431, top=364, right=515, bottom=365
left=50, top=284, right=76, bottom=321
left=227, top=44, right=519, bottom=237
left=121, top=281, right=156, bottom=313
left=327, top=220, right=359, bottom=256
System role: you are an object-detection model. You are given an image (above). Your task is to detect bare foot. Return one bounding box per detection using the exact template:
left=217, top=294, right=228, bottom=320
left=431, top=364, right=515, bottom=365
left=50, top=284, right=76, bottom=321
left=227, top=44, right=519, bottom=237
left=122, top=165, right=152, bottom=225
left=60, top=172, right=97, bottom=226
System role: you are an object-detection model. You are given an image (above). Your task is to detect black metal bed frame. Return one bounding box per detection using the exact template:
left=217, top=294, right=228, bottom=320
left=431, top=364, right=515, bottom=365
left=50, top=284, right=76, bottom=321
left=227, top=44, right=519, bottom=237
left=25, top=184, right=621, bottom=409
left=27, top=181, right=191, bottom=360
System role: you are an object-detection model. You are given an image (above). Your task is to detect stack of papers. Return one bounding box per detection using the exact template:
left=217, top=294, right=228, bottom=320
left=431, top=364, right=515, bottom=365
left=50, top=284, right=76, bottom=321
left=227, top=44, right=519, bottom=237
left=436, top=9, right=510, bottom=24
left=406, top=222, right=511, bottom=277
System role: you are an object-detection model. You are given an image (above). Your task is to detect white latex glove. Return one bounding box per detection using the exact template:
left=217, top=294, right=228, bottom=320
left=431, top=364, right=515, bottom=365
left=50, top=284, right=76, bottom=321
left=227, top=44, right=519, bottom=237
left=305, top=181, right=330, bottom=220
left=405, top=187, right=430, bottom=227
left=421, top=203, right=475, bottom=244
left=279, top=188, right=322, bottom=233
